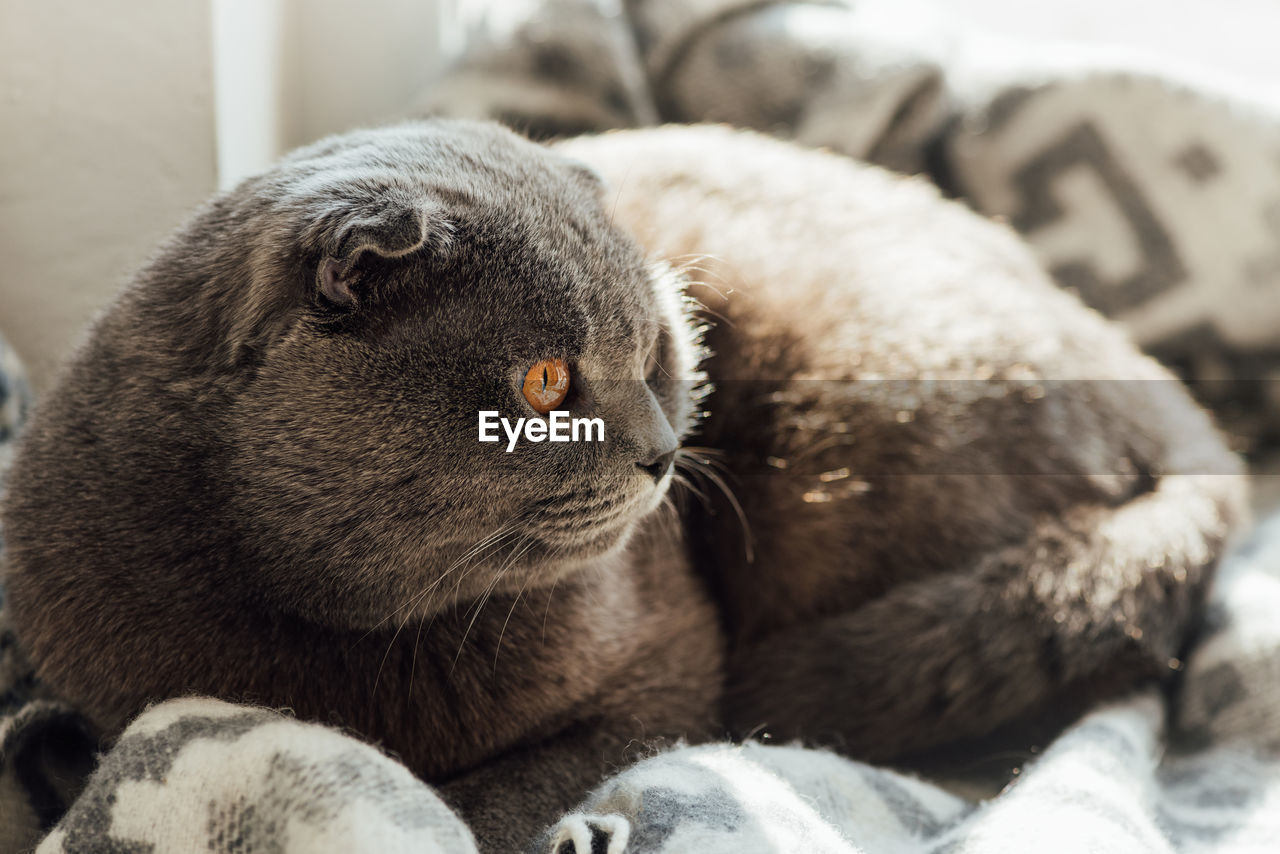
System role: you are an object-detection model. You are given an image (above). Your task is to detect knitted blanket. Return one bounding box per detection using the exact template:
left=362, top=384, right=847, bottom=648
left=425, top=0, right=1280, bottom=453
left=6, top=1, right=1280, bottom=850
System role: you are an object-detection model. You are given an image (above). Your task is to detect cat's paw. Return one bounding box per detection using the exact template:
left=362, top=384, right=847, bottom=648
left=541, top=813, right=630, bottom=854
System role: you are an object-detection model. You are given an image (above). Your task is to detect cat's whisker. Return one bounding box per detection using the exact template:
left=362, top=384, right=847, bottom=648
left=653, top=492, right=685, bottom=543
left=494, top=539, right=554, bottom=671
left=370, top=521, right=523, bottom=699
left=400, top=524, right=520, bottom=635
left=678, top=282, right=735, bottom=329
left=438, top=524, right=521, bottom=597
left=679, top=446, right=741, bottom=483
left=400, top=525, right=519, bottom=700
left=373, top=607, right=415, bottom=699
left=493, top=582, right=530, bottom=673
left=541, top=571, right=563, bottom=645
left=356, top=519, right=518, bottom=651
left=453, top=534, right=522, bottom=626
left=677, top=449, right=756, bottom=563
left=406, top=611, right=427, bottom=708
left=665, top=487, right=684, bottom=516
left=608, top=162, right=634, bottom=229
left=661, top=251, right=723, bottom=266
left=444, top=520, right=529, bottom=607
left=538, top=540, right=575, bottom=645
left=679, top=444, right=726, bottom=461
left=451, top=529, right=538, bottom=673
left=672, top=459, right=712, bottom=502
left=669, top=470, right=711, bottom=514
left=661, top=253, right=730, bottom=283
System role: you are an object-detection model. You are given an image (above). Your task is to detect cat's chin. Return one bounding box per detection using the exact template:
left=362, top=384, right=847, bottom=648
left=529, top=518, right=640, bottom=575
left=411, top=482, right=672, bottom=606
left=532, top=478, right=669, bottom=552
left=508, top=507, right=657, bottom=592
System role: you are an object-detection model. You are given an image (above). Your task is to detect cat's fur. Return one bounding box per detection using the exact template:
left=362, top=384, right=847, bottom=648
left=1, top=121, right=724, bottom=851
left=557, top=126, right=1248, bottom=758
left=1, top=121, right=1247, bottom=849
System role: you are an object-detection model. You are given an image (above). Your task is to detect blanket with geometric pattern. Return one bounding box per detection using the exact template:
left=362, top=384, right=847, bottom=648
left=425, top=0, right=1280, bottom=453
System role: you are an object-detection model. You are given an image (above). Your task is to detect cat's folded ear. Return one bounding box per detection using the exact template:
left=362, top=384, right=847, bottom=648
left=309, top=195, right=454, bottom=308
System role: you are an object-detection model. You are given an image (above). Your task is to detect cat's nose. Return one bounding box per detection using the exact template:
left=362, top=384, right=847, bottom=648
left=637, top=448, right=676, bottom=483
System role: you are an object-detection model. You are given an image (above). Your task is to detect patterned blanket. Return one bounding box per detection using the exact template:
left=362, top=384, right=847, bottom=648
left=426, top=0, right=1280, bottom=453
left=6, top=1, right=1280, bottom=850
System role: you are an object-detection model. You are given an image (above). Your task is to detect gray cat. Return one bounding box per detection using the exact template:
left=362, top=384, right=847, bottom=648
left=3, top=121, right=724, bottom=851
left=1, top=120, right=1246, bottom=851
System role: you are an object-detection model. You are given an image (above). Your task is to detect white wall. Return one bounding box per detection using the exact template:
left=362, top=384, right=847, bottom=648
left=0, top=0, right=451, bottom=390
left=0, top=0, right=218, bottom=390
left=213, top=0, right=451, bottom=189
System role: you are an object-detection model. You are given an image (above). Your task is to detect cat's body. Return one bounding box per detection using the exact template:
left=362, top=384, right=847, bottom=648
left=1, top=121, right=1246, bottom=850
left=559, top=126, right=1247, bottom=757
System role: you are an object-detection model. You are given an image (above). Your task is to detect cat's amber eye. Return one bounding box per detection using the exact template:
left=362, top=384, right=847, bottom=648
left=522, top=358, right=570, bottom=414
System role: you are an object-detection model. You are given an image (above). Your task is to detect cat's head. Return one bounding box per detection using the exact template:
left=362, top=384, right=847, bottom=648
left=182, top=120, right=704, bottom=627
